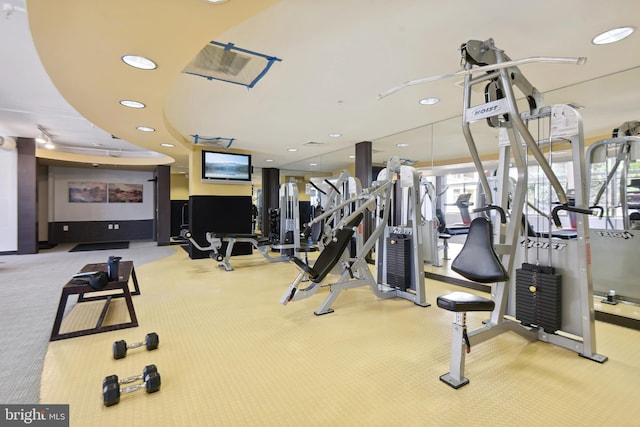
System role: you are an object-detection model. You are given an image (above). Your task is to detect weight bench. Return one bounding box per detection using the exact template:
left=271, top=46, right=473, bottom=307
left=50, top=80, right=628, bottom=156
left=187, top=231, right=298, bottom=271
left=435, top=208, right=468, bottom=260
left=437, top=217, right=508, bottom=388
left=281, top=214, right=362, bottom=310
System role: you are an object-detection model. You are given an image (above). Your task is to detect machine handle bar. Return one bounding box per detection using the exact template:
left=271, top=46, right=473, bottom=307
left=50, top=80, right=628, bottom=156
left=473, top=205, right=507, bottom=224
left=551, top=205, right=594, bottom=228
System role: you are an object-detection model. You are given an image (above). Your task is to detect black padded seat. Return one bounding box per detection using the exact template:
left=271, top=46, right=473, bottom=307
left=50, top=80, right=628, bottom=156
left=451, top=217, right=509, bottom=283
left=521, top=215, right=577, bottom=240
left=437, top=291, right=495, bottom=312
left=297, top=243, right=318, bottom=253
left=436, top=208, right=469, bottom=236
left=254, top=237, right=272, bottom=246
left=290, top=214, right=362, bottom=283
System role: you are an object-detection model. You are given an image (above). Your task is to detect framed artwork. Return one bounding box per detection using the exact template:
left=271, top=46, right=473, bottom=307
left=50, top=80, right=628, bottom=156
left=108, top=183, right=143, bottom=203
left=68, top=182, right=107, bottom=203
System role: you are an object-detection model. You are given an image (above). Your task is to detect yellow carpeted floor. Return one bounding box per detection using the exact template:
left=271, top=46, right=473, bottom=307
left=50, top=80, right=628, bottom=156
left=41, top=248, right=640, bottom=426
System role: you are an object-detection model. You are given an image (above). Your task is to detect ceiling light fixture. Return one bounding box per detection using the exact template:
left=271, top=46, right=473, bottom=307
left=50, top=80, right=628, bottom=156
left=419, top=97, right=440, bottom=105
left=309, top=162, right=318, bottom=166
left=396, top=143, right=409, bottom=147
left=328, top=132, right=342, bottom=138
left=35, top=124, right=52, bottom=144
left=44, top=142, right=55, bottom=150
left=592, top=26, right=635, bottom=45
left=136, top=126, right=155, bottom=132
left=287, top=148, right=298, bottom=152
left=121, top=55, right=157, bottom=70
left=348, top=155, right=356, bottom=159
left=205, top=0, right=229, bottom=3
left=160, top=143, right=175, bottom=147
left=265, top=159, right=274, bottom=162
left=119, top=100, right=146, bottom=108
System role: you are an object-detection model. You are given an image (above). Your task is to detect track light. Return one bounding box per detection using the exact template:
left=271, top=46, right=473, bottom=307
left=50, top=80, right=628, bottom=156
left=36, top=125, right=53, bottom=145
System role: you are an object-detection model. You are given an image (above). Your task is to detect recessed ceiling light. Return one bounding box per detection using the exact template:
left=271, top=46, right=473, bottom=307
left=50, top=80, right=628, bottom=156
left=396, top=143, right=409, bottom=147
left=121, top=55, right=157, bottom=70
left=120, top=100, right=146, bottom=108
left=348, top=155, right=356, bottom=159
left=265, top=159, right=274, bottom=162
left=205, top=0, right=228, bottom=3
left=592, top=26, right=635, bottom=45
left=309, top=162, right=318, bottom=166
left=160, top=143, right=175, bottom=147
left=136, top=126, right=155, bottom=132
left=287, top=148, right=298, bottom=152
left=419, top=97, right=440, bottom=105
left=328, top=132, right=342, bottom=138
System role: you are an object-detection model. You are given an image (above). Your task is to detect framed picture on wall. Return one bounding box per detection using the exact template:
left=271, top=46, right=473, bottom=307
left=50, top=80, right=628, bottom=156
left=108, top=183, right=143, bottom=203
left=68, top=182, right=107, bottom=203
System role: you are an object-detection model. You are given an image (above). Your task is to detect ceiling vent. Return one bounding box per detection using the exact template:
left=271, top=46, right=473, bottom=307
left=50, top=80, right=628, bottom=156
left=183, top=41, right=282, bottom=88
left=191, top=135, right=235, bottom=148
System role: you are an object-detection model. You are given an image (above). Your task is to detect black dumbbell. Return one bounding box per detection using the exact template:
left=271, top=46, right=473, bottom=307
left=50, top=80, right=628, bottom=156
left=113, top=332, right=159, bottom=359
left=102, top=365, right=161, bottom=407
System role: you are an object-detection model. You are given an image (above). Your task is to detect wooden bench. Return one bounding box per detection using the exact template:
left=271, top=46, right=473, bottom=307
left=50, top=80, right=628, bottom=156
left=49, top=261, right=140, bottom=341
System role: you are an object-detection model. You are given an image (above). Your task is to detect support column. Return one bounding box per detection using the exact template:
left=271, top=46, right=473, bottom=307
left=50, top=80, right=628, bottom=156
left=261, top=168, right=280, bottom=237
left=155, top=165, right=171, bottom=246
left=17, top=138, right=37, bottom=254
left=355, top=141, right=373, bottom=248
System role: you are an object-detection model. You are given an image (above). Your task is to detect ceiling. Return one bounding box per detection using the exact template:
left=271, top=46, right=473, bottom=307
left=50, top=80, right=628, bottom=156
left=1, top=0, right=639, bottom=177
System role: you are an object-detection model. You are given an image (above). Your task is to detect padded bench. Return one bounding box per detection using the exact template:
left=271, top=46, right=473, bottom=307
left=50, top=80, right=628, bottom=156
left=437, top=291, right=495, bottom=389
left=436, top=291, right=495, bottom=312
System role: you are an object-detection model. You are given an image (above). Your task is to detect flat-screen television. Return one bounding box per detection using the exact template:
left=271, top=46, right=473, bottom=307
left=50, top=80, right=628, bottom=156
left=201, top=150, right=252, bottom=183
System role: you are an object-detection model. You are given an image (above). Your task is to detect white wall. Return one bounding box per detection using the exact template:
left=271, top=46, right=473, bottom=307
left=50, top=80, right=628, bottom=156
left=49, top=167, right=154, bottom=222
left=0, top=149, right=18, bottom=251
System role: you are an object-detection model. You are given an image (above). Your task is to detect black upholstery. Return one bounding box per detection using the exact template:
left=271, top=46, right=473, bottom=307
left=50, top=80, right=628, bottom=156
left=521, top=215, right=577, bottom=240
left=436, top=208, right=469, bottom=236
left=437, top=291, right=495, bottom=312
left=291, top=214, right=363, bottom=283
left=451, top=217, right=509, bottom=283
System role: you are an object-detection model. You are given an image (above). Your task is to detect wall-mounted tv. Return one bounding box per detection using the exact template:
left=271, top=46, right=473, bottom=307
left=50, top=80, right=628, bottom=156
left=201, top=150, right=252, bottom=183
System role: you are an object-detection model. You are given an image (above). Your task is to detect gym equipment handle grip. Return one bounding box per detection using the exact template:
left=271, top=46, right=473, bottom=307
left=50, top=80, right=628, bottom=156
left=589, top=205, right=604, bottom=219
left=473, top=205, right=507, bottom=224
left=551, top=204, right=594, bottom=228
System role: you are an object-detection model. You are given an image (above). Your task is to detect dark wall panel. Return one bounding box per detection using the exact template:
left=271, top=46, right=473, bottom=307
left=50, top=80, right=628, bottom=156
left=170, top=200, right=189, bottom=237
left=188, top=195, right=253, bottom=259
left=49, top=220, right=153, bottom=243
left=156, top=166, right=171, bottom=245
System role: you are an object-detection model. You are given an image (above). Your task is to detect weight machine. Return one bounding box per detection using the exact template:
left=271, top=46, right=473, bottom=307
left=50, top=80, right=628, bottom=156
left=280, top=157, right=429, bottom=315
left=586, top=121, right=640, bottom=303
left=306, top=170, right=362, bottom=249
left=420, top=178, right=445, bottom=266
left=185, top=180, right=312, bottom=271
left=383, top=38, right=606, bottom=388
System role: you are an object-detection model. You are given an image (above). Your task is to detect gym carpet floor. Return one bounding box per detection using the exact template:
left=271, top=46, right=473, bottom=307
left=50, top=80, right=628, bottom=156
left=40, top=247, right=640, bottom=426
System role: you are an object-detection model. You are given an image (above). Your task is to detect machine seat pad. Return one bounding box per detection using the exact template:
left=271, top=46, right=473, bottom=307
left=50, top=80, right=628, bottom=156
left=291, top=256, right=319, bottom=278
left=437, top=291, right=495, bottom=312
left=297, top=243, right=318, bottom=253
left=212, top=233, right=259, bottom=239
left=254, top=237, right=272, bottom=246
left=451, top=217, right=509, bottom=283
left=290, top=214, right=362, bottom=283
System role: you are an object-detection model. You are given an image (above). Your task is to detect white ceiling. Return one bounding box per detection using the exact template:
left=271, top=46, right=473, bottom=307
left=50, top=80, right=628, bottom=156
left=1, top=0, right=639, bottom=176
